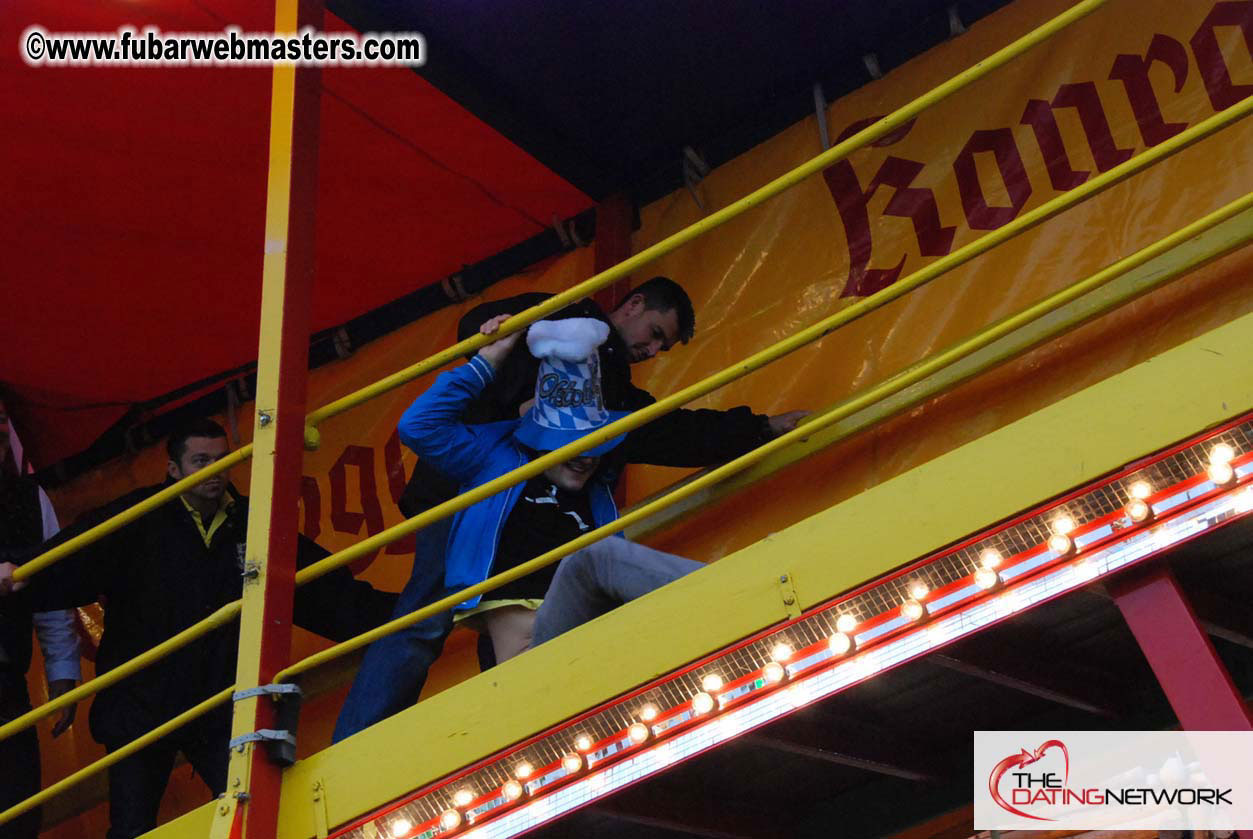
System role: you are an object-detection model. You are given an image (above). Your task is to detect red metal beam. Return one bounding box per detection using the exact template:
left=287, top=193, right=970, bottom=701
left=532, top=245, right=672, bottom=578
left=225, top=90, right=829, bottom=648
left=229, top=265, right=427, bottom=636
left=592, top=192, right=634, bottom=311
left=1108, top=562, right=1253, bottom=730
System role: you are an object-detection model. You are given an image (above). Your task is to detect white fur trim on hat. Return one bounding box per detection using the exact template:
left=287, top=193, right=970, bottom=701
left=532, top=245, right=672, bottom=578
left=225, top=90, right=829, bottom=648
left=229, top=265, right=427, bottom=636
left=526, top=318, right=610, bottom=362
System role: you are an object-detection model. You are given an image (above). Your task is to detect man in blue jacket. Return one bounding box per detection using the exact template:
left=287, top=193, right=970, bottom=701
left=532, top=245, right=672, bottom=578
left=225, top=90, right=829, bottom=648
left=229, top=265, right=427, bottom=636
left=347, top=316, right=700, bottom=708
left=335, top=283, right=804, bottom=742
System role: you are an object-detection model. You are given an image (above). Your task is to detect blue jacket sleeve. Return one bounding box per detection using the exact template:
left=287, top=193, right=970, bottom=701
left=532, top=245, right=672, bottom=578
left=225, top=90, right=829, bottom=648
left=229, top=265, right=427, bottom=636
left=397, top=355, right=501, bottom=484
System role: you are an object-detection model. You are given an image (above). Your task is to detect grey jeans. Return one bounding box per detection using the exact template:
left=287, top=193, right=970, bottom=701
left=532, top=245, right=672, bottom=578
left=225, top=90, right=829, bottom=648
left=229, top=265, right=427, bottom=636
left=532, top=537, right=703, bottom=646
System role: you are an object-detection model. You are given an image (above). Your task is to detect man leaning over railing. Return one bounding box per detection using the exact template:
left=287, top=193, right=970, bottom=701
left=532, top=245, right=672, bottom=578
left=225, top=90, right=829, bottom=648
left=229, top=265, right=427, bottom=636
left=335, top=277, right=807, bottom=742
left=0, top=418, right=398, bottom=839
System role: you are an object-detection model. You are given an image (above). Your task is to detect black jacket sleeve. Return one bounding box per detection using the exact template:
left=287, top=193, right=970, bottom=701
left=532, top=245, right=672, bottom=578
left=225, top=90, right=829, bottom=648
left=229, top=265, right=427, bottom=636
left=292, top=536, right=399, bottom=642
left=18, top=488, right=153, bottom=612
left=456, top=292, right=555, bottom=341
left=617, top=383, right=772, bottom=468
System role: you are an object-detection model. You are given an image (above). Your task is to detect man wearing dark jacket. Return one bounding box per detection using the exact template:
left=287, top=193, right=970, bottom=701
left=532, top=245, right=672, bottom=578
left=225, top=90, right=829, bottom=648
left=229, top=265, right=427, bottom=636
left=0, top=419, right=397, bottom=839
left=334, top=277, right=806, bottom=742
left=0, top=400, right=80, bottom=839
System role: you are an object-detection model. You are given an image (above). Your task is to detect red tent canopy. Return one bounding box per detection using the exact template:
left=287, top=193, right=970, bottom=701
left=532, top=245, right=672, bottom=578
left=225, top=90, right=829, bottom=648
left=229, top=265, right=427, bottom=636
left=3, top=0, right=590, bottom=466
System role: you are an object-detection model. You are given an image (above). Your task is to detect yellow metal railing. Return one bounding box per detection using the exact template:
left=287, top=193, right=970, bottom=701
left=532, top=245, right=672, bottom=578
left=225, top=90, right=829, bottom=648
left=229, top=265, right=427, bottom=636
left=279, top=190, right=1253, bottom=680
left=6, top=0, right=1252, bottom=828
left=5, top=186, right=1250, bottom=831
left=10, top=87, right=1246, bottom=748
left=2, top=0, right=1135, bottom=749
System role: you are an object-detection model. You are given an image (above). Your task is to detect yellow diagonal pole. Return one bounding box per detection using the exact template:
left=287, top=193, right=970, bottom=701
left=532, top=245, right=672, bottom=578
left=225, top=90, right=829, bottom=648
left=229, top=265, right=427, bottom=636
left=274, top=190, right=1253, bottom=682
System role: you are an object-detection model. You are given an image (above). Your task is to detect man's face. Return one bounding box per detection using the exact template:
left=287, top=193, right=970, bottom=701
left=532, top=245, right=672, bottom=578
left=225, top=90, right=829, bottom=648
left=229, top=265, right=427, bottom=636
left=609, top=295, right=680, bottom=363
left=543, top=455, right=600, bottom=492
left=168, top=435, right=230, bottom=505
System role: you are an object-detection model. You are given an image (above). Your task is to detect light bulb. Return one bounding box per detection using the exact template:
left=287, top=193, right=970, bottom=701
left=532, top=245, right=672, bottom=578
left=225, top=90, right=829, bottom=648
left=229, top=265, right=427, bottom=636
left=1208, top=461, right=1236, bottom=486
left=770, top=642, right=793, bottom=662
left=907, top=579, right=929, bottom=600
left=691, top=692, right=716, bottom=714
left=574, top=734, right=593, bottom=753
left=439, top=809, right=461, bottom=831
left=700, top=673, right=723, bottom=692
left=1052, top=514, right=1076, bottom=535
left=828, top=632, right=854, bottom=655
left=763, top=661, right=786, bottom=683
left=627, top=722, right=650, bottom=744
left=1048, top=533, right=1073, bottom=555
left=502, top=780, right=524, bottom=802
left=1126, top=498, right=1151, bottom=522
left=390, top=818, right=413, bottom=838
left=974, top=567, right=1000, bottom=590
left=1209, top=442, right=1236, bottom=464
left=452, top=789, right=474, bottom=808
left=835, top=613, right=858, bottom=634
left=637, top=703, right=659, bottom=722
left=513, top=761, right=534, bottom=780
left=979, top=548, right=1003, bottom=569
left=561, top=753, right=584, bottom=774
left=902, top=599, right=927, bottom=621
left=1129, top=480, right=1152, bottom=500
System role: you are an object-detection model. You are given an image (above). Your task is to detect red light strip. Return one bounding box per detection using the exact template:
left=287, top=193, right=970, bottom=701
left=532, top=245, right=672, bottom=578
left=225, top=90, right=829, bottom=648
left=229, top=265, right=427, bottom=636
left=335, top=414, right=1253, bottom=839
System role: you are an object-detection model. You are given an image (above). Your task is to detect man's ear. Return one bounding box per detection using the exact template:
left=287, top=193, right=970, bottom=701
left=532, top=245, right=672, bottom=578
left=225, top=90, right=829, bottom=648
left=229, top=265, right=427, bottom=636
left=621, top=293, right=645, bottom=317
left=167, top=459, right=181, bottom=481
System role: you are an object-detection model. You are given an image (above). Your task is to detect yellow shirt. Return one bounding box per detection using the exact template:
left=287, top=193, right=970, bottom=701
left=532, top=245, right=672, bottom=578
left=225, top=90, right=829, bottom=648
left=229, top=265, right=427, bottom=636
left=180, top=494, right=234, bottom=548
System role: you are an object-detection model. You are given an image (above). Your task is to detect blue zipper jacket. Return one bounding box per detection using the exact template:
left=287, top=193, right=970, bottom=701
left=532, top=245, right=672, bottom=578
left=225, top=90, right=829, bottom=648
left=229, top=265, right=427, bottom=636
left=397, top=354, right=621, bottom=609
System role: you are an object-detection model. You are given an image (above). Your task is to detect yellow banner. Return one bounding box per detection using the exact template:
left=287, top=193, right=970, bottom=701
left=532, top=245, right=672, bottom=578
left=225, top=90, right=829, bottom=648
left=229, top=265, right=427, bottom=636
left=626, top=0, right=1253, bottom=559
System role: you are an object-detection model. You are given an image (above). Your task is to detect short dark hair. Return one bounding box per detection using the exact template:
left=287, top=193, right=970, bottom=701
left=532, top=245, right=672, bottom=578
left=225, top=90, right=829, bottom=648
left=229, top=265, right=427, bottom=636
left=167, top=418, right=228, bottom=462
left=618, top=276, right=696, bottom=344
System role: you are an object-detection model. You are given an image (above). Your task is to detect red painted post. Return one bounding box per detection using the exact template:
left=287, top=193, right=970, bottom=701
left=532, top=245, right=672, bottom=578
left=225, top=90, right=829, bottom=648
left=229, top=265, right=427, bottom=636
left=1108, top=562, right=1253, bottom=730
left=592, top=193, right=635, bottom=312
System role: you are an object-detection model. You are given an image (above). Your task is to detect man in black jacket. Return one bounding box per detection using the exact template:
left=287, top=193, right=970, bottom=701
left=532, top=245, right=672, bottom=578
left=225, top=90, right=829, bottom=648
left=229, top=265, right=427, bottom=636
left=333, top=277, right=806, bottom=742
left=0, top=419, right=397, bottom=839
left=0, top=399, right=80, bottom=839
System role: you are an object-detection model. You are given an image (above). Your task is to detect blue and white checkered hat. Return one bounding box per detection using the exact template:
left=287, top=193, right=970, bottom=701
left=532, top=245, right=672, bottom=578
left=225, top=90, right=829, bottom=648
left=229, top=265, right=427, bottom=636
left=513, top=319, right=629, bottom=456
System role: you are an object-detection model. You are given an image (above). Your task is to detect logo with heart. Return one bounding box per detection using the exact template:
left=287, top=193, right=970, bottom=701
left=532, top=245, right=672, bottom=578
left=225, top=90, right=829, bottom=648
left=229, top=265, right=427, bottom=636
left=988, top=739, right=1070, bottom=821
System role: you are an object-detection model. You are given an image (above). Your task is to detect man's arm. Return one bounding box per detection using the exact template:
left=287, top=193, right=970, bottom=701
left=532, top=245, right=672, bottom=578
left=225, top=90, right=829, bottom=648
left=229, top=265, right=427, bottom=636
left=399, top=314, right=524, bottom=485
left=457, top=292, right=554, bottom=342
left=7, top=487, right=147, bottom=610
left=398, top=355, right=504, bottom=485
left=33, top=487, right=81, bottom=737
left=292, top=537, right=399, bottom=642
left=32, top=608, right=81, bottom=736
left=616, top=385, right=808, bottom=467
